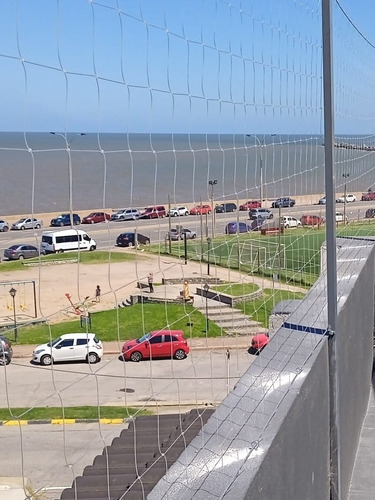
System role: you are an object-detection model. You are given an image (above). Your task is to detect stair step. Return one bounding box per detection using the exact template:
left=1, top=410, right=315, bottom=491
left=213, top=318, right=260, bottom=326
left=226, top=326, right=268, bottom=336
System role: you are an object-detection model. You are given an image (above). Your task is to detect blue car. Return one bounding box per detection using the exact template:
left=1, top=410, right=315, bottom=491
left=50, top=213, right=81, bottom=227
left=225, top=222, right=250, bottom=234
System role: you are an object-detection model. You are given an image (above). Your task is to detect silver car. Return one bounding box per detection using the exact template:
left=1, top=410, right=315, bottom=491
left=4, top=244, right=41, bottom=260
left=111, top=209, right=141, bottom=221
left=167, top=227, right=197, bottom=241
left=0, top=219, right=9, bottom=232
left=11, top=217, right=43, bottom=230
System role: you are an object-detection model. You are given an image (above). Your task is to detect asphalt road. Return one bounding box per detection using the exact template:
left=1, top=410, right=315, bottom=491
left=1, top=350, right=253, bottom=409
left=0, top=201, right=373, bottom=256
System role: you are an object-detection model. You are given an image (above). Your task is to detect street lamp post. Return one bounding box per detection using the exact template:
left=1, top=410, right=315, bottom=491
left=9, top=287, right=18, bottom=342
left=203, top=282, right=209, bottom=335
left=246, top=134, right=276, bottom=207
left=206, top=237, right=212, bottom=276
left=343, top=173, right=349, bottom=225
left=50, top=132, right=86, bottom=221
left=209, top=180, right=217, bottom=238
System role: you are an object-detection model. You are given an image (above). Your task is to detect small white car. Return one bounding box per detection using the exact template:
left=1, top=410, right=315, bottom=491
left=282, top=216, right=301, bottom=228
left=167, top=206, right=190, bottom=217
left=32, top=333, right=103, bottom=366
left=336, top=194, right=356, bottom=203
left=0, top=219, right=9, bottom=232
left=335, top=212, right=348, bottom=222
left=11, top=217, right=43, bottom=230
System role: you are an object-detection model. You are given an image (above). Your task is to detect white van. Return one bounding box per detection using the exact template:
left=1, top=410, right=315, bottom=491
left=40, top=229, right=97, bottom=254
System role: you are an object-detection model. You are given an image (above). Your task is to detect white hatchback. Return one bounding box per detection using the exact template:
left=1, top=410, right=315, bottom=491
left=32, top=333, right=103, bottom=366
left=282, top=216, right=301, bottom=228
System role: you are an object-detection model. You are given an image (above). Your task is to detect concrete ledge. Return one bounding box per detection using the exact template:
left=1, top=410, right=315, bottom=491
left=196, top=287, right=263, bottom=306
left=162, top=277, right=223, bottom=285
left=0, top=418, right=126, bottom=426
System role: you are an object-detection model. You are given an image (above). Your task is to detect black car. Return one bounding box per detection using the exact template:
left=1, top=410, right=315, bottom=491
left=0, top=336, right=13, bottom=365
left=50, top=213, right=81, bottom=227
left=116, top=232, right=150, bottom=247
left=365, top=208, right=375, bottom=219
left=271, top=197, right=295, bottom=208
left=215, top=203, right=237, bottom=213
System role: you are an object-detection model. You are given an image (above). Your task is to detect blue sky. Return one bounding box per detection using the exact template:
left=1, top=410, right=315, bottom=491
left=0, top=0, right=374, bottom=134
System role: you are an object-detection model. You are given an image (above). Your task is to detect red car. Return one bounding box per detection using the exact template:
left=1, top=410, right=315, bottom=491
left=140, top=206, right=166, bottom=219
left=300, top=214, right=325, bottom=227
left=82, top=212, right=111, bottom=224
left=239, top=200, right=262, bottom=211
left=247, top=333, right=269, bottom=355
left=189, top=204, right=212, bottom=215
left=122, top=330, right=189, bottom=362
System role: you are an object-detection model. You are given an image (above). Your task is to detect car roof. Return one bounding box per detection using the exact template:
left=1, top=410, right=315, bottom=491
left=60, top=333, right=96, bottom=339
left=150, top=330, right=184, bottom=335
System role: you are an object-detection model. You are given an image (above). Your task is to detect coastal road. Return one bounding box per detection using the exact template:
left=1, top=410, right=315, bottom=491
left=0, top=350, right=252, bottom=409
left=0, top=201, right=373, bottom=256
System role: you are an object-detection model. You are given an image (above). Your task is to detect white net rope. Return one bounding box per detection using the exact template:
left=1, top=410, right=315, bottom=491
left=0, top=1, right=374, bottom=499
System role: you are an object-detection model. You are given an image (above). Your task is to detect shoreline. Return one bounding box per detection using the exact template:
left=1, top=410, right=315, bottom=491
left=2, top=192, right=362, bottom=227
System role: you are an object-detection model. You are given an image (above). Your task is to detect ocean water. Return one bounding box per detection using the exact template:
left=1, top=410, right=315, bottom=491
left=0, top=132, right=372, bottom=215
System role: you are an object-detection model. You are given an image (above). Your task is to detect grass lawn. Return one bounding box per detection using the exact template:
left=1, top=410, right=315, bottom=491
left=0, top=250, right=140, bottom=273
left=234, top=288, right=306, bottom=328
left=15, top=303, right=223, bottom=345
left=211, top=282, right=259, bottom=296
left=0, top=406, right=149, bottom=421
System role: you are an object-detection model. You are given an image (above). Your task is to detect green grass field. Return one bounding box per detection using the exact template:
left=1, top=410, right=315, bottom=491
left=15, top=302, right=223, bottom=345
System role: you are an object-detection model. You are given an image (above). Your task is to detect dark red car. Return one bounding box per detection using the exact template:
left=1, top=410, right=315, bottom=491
left=239, top=200, right=262, bottom=210
left=82, top=212, right=111, bottom=224
left=122, top=330, right=189, bottom=362
left=300, top=214, right=325, bottom=227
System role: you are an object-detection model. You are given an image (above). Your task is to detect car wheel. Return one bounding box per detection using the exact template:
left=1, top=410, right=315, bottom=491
left=174, top=349, right=187, bottom=360
left=3, top=226, right=8, bottom=232
left=130, top=351, right=142, bottom=362
left=185, top=211, right=189, bottom=216
left=90, top=220, right=95, bottom=224
left=35, top=224, right=41, bottom=229
left=192, top=234, right=196, bottom=239
left=284, top=224, right=289, bottom=228
left=89, top=246, right=96, bottom=251
left=128, top=242, right=133, bottom=247
left=57, top=249, right=64, bottom=254
left=74, top=220, right=80, bottom=225
left=269, top=214, right=274, bottom=219
left=21, top=226, right=25, bottom=230
left=18, top=255, right=24, bottom=260
left=0, top=355, right=10, bottom=366
left=41, top=354, right=52, bottom=366
left=87, top=352, right=99, bottom=364
left=59, top=222, right=64, bottom=227
left=145, top=239, right=150, bottom=244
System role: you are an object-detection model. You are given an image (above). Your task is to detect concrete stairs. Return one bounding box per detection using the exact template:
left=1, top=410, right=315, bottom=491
left=194, top=299, right=267, bottom=336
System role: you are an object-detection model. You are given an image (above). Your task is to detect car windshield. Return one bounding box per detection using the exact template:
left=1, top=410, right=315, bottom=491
left=47, top=337, right=62, bottom=347
left=16, top=218, right=26, bottom=223
left=143, top=208, right=153, bottom=213
left=137, top=333, right=151, bottom=343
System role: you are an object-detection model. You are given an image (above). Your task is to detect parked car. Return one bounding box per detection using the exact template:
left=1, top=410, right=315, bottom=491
left=239, top=200, right=261, bottom=211
left=4, top=244, right=42, bottom=260
left=365, top=208, right=375, bottom=218
left=336, top=194, right=356, bottom=203
left=122, top=330, right=189, bottom=362
left=82, top=212, right=111, bottom=224
left=335, top=212, right=348, bottom=222
left=361, top=191, right=375, bottom=201
left=111, top=208, right=141, bottom=221
left=271, top=197, right=295, bottom=208
left=140, top=206, right=167, bottom=219
left=32, top=333, right=103, bottom=366
left=116, top=232, right=150, bottom=247
left=50, top=213, right=81, bottom=227
left=318, top=196, right=326, bottom=205
left=0, top=336, right=13, bottom=366
left=215, top=202, right=237, bottom=213
left=247, top=333, right=269, bottom=355
left=189, top=204, right=212, bottom=215
left=300, top=214, right=325, bottom=226
left=11, top=217, right=42, bottom=230
left=167, top=227, right=197, bottom=240
left=249, top=208, right=273, bottom=220
left=281, top=216, right=301, bottom=228
left=225, top=222, right=250, bottom=234
left=167, top=206, right=190, bottom=217
left=0, top=219, right=9, bottom=232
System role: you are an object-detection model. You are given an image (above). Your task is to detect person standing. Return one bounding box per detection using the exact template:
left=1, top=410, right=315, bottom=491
left=95, top=285, right=101, bottom=302
left=147, top=273, right=154, bottom=293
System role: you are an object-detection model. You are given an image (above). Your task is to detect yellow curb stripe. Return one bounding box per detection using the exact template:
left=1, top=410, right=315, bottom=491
left=51, top=419, right=76, bottom=425
left=99, top=418, right=124, bottom=424
left=3, top=420, right=28, bottom=426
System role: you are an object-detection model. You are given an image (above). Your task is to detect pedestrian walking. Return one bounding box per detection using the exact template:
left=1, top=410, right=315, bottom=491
left=95, top=285, right=101, bottom=302
left=147, top=273, right=154, bottom=293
